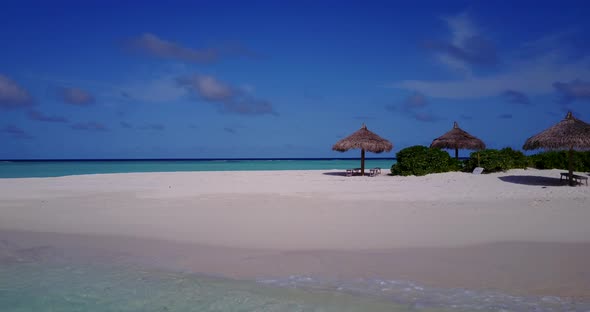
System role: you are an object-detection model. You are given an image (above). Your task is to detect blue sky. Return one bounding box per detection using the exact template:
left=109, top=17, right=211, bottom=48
left=1, top=1, right=589, bottom=159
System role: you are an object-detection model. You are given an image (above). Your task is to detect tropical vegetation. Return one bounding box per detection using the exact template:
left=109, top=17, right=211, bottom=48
left=390, top=145, right=461, bottom=176
left=390, top=146, right=590, bottom=176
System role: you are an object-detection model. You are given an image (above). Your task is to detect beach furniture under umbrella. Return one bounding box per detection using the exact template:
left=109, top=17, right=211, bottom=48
left=332, top=124, right=393, bottom=176
left=430, top=121, right=486, bottom=159
left=523, top=111, right=590, bottom=186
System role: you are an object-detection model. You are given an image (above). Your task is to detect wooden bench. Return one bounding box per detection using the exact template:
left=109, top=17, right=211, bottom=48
left=560, top=172, right=588, bottom=186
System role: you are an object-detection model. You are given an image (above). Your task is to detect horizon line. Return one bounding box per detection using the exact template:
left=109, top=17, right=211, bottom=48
left=1, top=157, right=401, bottom=162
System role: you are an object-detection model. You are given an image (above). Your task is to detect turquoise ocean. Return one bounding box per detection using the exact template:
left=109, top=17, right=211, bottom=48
left=0, top=158, right=395, bottom=178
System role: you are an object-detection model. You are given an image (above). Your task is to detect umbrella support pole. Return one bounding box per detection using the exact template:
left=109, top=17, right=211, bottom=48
left=455, top=148, right=459, bottom=159
left=361, top=149, right=365, bottom=176
left=569, top=148, right=574, bottom=186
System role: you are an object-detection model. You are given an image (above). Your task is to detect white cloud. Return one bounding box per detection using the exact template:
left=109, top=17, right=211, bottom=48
left=392, top=53, right=590, bottom=99
left=178, top=75, right=233, bottom=101
left=0, top=74, right=34, bottom=109
left=502, top=90, right=531, bottom=105
left=127, top=33, right=218, bottom=63
left=59, top=87, right=95, bottom=105
left=554, top=79, right=590, bottom=104
left=424, top=12, right=497, bottom=75
left=392, top=17, right=590, bottom=101
left=121, top=76, right=188, bottom=103
left=1, top=125, right=33, bottom=139
left=387, top=92, right=442, bottom=122
left=177, top=74, right=277, bottom=116
left=71, top=122, right=108, bottom=131
left=28, top=110, right=69, bottom=123
left=443, top=12, right=478, bottom=47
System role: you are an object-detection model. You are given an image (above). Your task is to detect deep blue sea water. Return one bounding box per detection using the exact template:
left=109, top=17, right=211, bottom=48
left=0, top=158, right=396, bottom=178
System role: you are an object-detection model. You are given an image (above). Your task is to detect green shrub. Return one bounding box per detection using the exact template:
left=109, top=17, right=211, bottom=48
left=500, top=147, right=529, bottom=169
left=528, top=150, right=590, bottom=171
left=577, top=152, right=590, bottom=172
left=391, top=145, right=461, bottom=176
left=391, top=146, right=590, bottom=175
left=464, top=147, right=528, bottom=173
left=527, top=151, right=568, bottom=170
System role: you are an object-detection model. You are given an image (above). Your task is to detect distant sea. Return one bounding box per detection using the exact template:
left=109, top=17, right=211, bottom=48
left=0, top=158, right=396, bottom=178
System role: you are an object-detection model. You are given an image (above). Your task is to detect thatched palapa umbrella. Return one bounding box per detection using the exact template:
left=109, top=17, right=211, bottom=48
left=332, top=124, right=393, bottom=176
left=523, top=111, right=590, bottom=186
left=430, top=121, right=485, bottom=159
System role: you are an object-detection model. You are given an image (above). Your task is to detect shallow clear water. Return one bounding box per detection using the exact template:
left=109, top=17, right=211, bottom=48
left=1, top=258, right=588, bottom=312
left=0, top=262, right=428, bottom=312
left=0, top=159, right=396, bottom=178
left=1, top=239, right=589, bottom=311
left=259, top=275, right=590, bottom=312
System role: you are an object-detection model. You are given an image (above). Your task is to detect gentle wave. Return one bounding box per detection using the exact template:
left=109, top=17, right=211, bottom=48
left=0, top=263, right=409, bottom=312
left=257, top=275, right=590, bottom=312
left=1, top=238, right=587, bottom=311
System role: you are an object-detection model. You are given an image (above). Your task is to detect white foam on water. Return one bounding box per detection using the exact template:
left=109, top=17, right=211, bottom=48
left=256, top=275, right=590, bottom=312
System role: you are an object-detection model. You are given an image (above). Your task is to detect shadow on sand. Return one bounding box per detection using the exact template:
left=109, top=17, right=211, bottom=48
left=322, top=171, right=383, bottom=177
left=323, top=171, right=393, bottom=177
left=498, top=175, right=567, bottom=187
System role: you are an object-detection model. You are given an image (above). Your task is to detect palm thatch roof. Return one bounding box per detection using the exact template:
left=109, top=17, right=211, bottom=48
left=523, top=112, right=590, bottom=150
left=332, top=124, right=393, bottom=153
left=430, top=121, right=486, bottom=150
left=332, top=124, right=392, bottom=176
left=523, top=111, right=590, bottom=186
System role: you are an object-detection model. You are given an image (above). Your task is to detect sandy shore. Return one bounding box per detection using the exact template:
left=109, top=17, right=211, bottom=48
left=1, top=169, right=590, bottom=298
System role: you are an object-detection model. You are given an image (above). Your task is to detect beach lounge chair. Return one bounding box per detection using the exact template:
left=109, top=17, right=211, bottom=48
left=472, top=167, right=484, bottom=175
left=575, top=175, right=587, bottom=186
left=346, top=168, right=362, bottom=176
left=560, top=172, right=588, bottom=186
left=369, top=167, right=381, bottom=177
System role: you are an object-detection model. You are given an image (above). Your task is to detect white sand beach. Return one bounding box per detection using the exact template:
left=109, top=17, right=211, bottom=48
left=1, top=169, right=590, bottom=298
